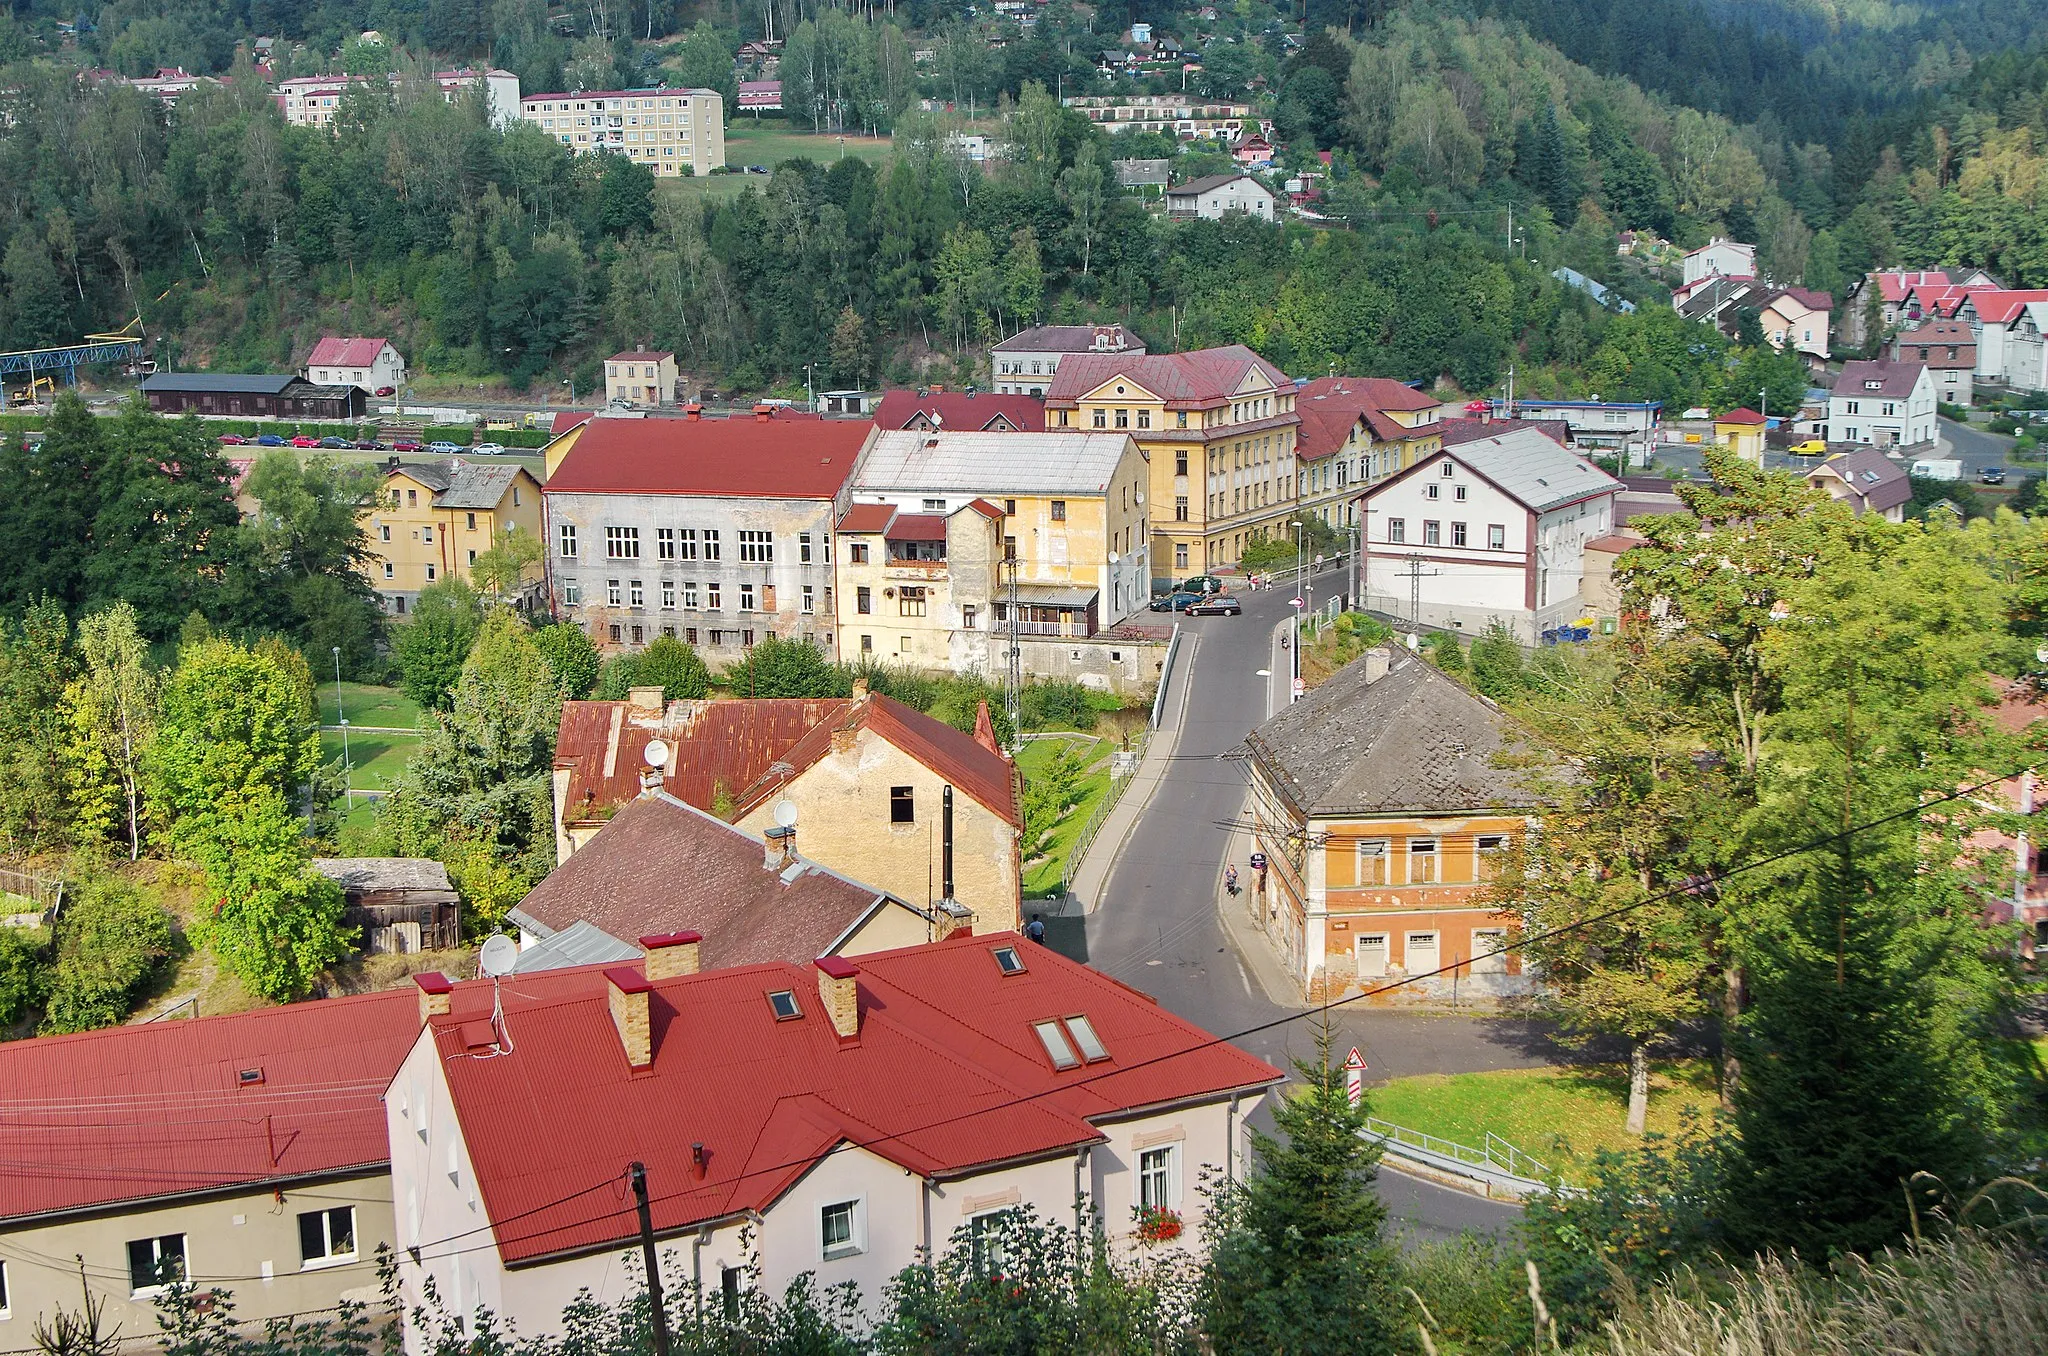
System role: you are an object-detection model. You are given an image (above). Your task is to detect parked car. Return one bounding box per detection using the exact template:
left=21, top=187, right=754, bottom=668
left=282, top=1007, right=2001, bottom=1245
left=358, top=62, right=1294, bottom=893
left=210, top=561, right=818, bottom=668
left=1981, top=465, right=2008, bottom=485
left=391, top=440, right=423, bottom=452
left=216, top=433, right=248, bottom=445
left=1186, top=595, right=1241, bottom=616
left=474, top=442, right=506, bottom=455
left=426, top=440, right=462, bottom=454
left=1149, top=590, right=1202, bottom=612
left=290, top=435, right=321, bottom=448
left=254, top=434, right=286, bottom=446
left=374, top=386, right=396, bottom=397
left=318, top=436, right=351, bottom=449
left=1177, top=574, right=1224, bottom=596
left=354, top=439, right=385, bottom=450
left=1788, top=439, right=1827, bottom=455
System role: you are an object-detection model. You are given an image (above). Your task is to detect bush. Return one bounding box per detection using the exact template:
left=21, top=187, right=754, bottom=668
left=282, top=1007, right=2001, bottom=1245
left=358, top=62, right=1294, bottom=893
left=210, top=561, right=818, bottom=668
left=0, top=927, right=45, bottom=1026
left=41, top=875, right=174, bottom=1033
left=1937, top=401, right=1970, bottom=421
left=1019, top=680, right=1097, bottom=731
left=533, top=622, right=601, bottom=699
left=721, top=635, right=849, bottom=698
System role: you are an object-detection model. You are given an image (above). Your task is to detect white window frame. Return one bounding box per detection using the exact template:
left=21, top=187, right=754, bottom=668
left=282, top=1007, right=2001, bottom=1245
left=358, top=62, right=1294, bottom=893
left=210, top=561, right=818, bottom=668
left=0, top=1257, right=10, bottom=1318
left=127, top=1233, right=187, bottom=1297
left=819, top=1197, right=865, bottom=1261
left=1405, top=930, right=1441, bottom=973
left=1355, top=839, right=1390, bottom=885
left=1137, top=1144, right=1179, bottom=1210
left=1472, top=928, right=1509, bottom=975
left=1476, top=833, right=1509, bottom=877
left=1407, top=837, right=1440, bottom=884
left=558, top=523, right=577, bottom=558
left=605, top=525, right=640, bottom=559
left=299, top=1205, right=358, bottom=1270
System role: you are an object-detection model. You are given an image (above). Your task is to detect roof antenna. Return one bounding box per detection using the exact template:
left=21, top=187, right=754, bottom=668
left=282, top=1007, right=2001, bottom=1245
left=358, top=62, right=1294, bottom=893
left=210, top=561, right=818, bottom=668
left=457, top=934, right=519, bottom=1060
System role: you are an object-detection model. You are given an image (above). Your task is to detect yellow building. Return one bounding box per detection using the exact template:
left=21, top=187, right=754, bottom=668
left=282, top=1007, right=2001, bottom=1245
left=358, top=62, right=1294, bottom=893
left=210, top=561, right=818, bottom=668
left=1043, top=345, right=1298, bottom=580
left=1241, top=648, right=1535, bottom=1002
left=518, top=87, right=727, bottom=176
left=604, top=348, right=678, bottom=407
left=834, top=499, right=1005, bottom=669
left=1293, top=376, right=1445, bottom=530
left=367, top=460, right=543, bottom=613
left=1715, top=407, right=1768, bottom=465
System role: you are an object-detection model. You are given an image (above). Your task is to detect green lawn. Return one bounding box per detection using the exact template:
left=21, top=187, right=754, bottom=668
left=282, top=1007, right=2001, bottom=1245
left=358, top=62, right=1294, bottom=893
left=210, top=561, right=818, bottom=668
left=1368, top=1061, right=1722, bottom=1183
left=321, top=682, right=423, bottom=730
left=321, top=728, right=423, bottom=792
left=1019, top=736, right=1114, bottom=898
left=659, top=123, right=894, bottom=199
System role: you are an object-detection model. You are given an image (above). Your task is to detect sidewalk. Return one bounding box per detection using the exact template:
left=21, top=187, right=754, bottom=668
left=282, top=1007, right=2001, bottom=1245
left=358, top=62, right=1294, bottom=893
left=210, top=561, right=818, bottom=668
left=1062, top=635, right=1198, bottom=916
left=1213, top=787, right=1308, bottom=1008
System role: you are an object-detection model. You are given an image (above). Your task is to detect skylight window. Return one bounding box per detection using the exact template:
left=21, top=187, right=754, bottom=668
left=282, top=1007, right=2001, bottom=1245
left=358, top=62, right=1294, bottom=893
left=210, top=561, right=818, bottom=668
left=1033, top=1020, right=1079, bottom=1069
left=992, top=946, right=1026, bottom=975
left=768, top=990, right=802, bottom=1020
left=1064, top=1015, right=1109, bottom=1063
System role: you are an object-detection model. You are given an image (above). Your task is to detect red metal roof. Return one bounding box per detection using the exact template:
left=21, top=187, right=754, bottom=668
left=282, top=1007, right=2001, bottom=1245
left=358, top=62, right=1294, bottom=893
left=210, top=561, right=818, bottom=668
left=430, top=933, right=1281, bottom=1264
left=306, top=337, right=391, bottom=368
left=1963, top=290, right=2048, bottom=324
left=872, top=390, right=1046, bottom=432
left=545, top=419, right=870, bottom=499
left=836, top=502, right=896, bottom=533
left=1043, top=345, right=1292, bottom=410
left=551, top=411, right=594, bottom=435
left=0, top=989, right=420, bottom=1223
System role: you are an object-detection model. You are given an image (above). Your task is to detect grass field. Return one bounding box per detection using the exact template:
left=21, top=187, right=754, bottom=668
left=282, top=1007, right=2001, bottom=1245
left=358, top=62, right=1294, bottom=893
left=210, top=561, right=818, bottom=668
left=322, top=728, right=423, bottom=792
left=323, top=682, right=424, bottom=730
left=1369, top=1061, right=1721, bottom=1183
left=1019, top=735, right=1114, bottom=898
left=659, top=122, right=895, bottom=199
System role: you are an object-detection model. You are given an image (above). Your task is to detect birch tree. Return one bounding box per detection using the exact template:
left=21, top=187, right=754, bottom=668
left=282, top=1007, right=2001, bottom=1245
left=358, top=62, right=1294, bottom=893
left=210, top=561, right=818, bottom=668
left=61, top=603, right=157, bottom=860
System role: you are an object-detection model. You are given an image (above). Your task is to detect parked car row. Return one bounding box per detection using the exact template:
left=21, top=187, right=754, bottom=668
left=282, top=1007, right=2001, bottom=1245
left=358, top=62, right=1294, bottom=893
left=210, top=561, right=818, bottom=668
left=214, top=434, right=523, bottom=455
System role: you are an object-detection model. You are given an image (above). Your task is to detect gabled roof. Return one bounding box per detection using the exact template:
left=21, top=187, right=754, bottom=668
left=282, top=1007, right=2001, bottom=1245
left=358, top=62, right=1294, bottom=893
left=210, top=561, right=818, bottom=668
left=384, top=460, right=531, bottom=510
left=312, top=858, right=454, bottom=895
left=428, top=932, right=1282, bottom=1265
left=1832, top=358, right=1928, bottom=400
left=0, top=989, right=420, bottom=1224
left=1364, top=426, right=1619, bottom=514
left=1761, top=286, right=1833, bottom=313
left=1872, top=270, right=1957, bottom=305
left=1293, top=376, right=1439, bottom=460
left=306, top=337, right=392, bottom=368
left=1959, top=289, right=2048, bottom=324
left=856, top=431, right=1133, bottom=496
left=609, top=349, right=674, bottom=363
left=836, top=502, right=896, bottom=534
left=1438, top=416, right=1569, bottom=448
left=1243, top=650, right=1532, bottom=818
left=1807, top=448, right=1912, bottom=515
left=510, top=792, right=914, bottom=964
left=1716, top=407, right=1767, bottom=425
left=1166, top=172, right=1272, bottom=198
left=551, top=410, right=595, bottom=435
left=545, top=418, right=871, bottom=499
left=886, top=513, right=947, bottom=542
left=871, top=390, right=1045, bottom=432
left=991, top=324, right=1145, bottom=355
left=1043, top=345, right=1291, bottom=410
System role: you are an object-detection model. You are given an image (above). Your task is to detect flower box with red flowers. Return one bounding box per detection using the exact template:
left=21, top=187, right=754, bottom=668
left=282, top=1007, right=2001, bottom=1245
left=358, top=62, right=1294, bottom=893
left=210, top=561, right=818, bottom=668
left=1135, top=1206, right=1183, bottom=1244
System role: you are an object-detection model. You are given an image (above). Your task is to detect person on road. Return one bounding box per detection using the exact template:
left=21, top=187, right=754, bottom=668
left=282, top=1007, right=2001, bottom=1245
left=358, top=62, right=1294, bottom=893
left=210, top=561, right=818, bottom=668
left=1224, top=864, right=1239, bottom=896
left=1024, top=915, right=1047, bottom=944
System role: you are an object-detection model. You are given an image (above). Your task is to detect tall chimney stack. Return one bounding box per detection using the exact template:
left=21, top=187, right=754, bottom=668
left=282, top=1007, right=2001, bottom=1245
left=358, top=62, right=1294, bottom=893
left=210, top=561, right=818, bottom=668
left=415, top=972, right=453, bottom=1026
left=605, top=966, right=654, bottom=1069
left=641, top=930, right=702, bottom=981
left=814, top=957, right=860, bottom=1038
left=764, top=825, right=796, bottom=871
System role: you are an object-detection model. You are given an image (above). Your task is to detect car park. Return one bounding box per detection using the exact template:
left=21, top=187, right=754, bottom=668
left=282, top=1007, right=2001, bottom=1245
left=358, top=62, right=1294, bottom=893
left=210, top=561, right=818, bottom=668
left=1186, top=595, right=1241, bottom=616
left=318, top=436, right=351, bottom=449
left=254, top=434, right=286, bottom=446
left=216, top=433, right=247, bottom=445
left=426, top=440, right=462, bottom=454
left=474, top=442, right=506, bottom=455
left=1148, top=590, right=1202, bottom=612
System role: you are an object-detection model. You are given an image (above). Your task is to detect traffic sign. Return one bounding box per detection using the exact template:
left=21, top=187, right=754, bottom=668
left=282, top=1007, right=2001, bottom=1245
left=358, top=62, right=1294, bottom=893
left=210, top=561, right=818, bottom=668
left=1343, top=1047, right=1366, bottom=1070
left=1343, top=1047, right=1366, bottom=1106
left=1291, top=596, right=1304, bottom=607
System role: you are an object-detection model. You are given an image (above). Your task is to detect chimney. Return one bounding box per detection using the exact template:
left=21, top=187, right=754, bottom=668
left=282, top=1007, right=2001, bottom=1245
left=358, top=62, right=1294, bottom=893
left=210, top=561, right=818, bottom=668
left=934, top=898, right=974, bottom=941
left=605, top=966, right=653, bottom=1069
left=415, top=972, right=453, bottom=1025
left=1364, top=647, right=1391, bottom=684
left=753, top=403, right=772, bottom=423
left=641, top=930, right=702, bottom=980
left=683, top=402, right=702, bottom=422
left=764, top=824, right=796, bottom=871
left=627, top=685, right=664, bottom=714
left=851, top=678, right=869, bottom=700
left=815, top=956, right=860, bottom=1038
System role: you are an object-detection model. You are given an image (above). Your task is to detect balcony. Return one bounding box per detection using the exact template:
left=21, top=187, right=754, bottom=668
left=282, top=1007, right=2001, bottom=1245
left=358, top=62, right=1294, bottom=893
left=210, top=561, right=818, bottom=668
left=883, top=558, right=947, bottom=580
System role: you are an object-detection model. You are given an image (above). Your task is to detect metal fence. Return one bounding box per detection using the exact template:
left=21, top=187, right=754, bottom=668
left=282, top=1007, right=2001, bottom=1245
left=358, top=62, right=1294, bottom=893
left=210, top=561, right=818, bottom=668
left=1061, top=726, right=1153, bottom=896
left=1363, top=1116, right=1553, bottom=1185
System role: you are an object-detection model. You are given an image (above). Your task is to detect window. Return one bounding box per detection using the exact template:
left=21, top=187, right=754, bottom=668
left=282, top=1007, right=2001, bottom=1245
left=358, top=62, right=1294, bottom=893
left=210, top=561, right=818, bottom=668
left=1136, top=409, right=1151, bottom=429
left=1114, top=409, right=1129, bottom=428
left=801, top=585, right=814, bottom=614
left=1477, top=834, right=1508, bottom=877
left=1175, top=543, right=1189, bottom=569
left=740, top=582, right=755, bottom=611
left=1422, top=521, right=1440, bottom=546
left=425, top=564, right=436, bottom=581
left=739, top=529, right=773, bottom=562
left=1138, top=1146, right=1175, bottom=1209
left=607, top=579, right=622, bottom=606
left=1425, top=482, right=1440, bottom=500
left=608, top=624, right=622, bottom=643
left=379, top=523, right=391, bottom=542
left=383, top=562, right=394, bottom=580
left=860, top=634, right=872, bottom=652
left=299, top=1206, right=357, bottom=1268
left=1356, top=934, right=1389, bottom=977
left=799, top=532, right=813, bottom=563
left=1033, top=1019, right=1080, bottom=1069
left=857, top=586, right=872, bottom=614
left=605, top=525, right=640, bottom=559
left=706, top=582, right=721, bottom=609
left=1406, top=931, right=1441, bottom=974
left=850, top=541, right=870, bottom=564
left=681, top=581, right=699, bottom=608
left=768, top=989, right=801, bottom=1019
left=1356, top=839, right=1390, bottom=885
left=422, top=525, right=434, bottom=543
left=562, top=579, right=581, bottom=605
left=560, top=525, right=581, bottom=558
left=465, top=512, right=477, bottom=531
left=962, top=604, right=978, bottom=629
left=1175, top=452, right=1188, bottom=476
left=820, top=1200, right=863, bottom=1260
left=1407, top=837, right=1440, bottom=884
left=661, top=580, right=676, bottom=609
left=970, top=1209, right=1017, bottom=1276
left=0, top=1258, right=8, bottom=1317
left=1451, top=522, right=1468, bottom=547
left=631, top=625, right=644, bottom=644
left=128, top=1234, right=186, bottom=1294
left=1472, top=929, right=1509, bottom=974
left=899, top=586, right=926, bottom=617
left=467, top=549, right=477, bottom=565
left=629, top=580, right=644, bottom=607
left=676, top=528, right=698, bottom=560
left=1487, top=524, right=1506, bottom=550
left=1092, top=409, right=1106, bottom=428
left=407, top=488, right=417, bottom=507
left=1064, top=1014, right=1109, bottom=1062
left=1454, top=485, right=1468, bottom=501
left=1050, top=500, right=1066, bottom=521
left=1175, top=495, right=1188, bottom=521
left=658, top=527, right=676, bottom=559
left=1003, top=499, right=1017, bottom=516
left=921, top=498, right=946, bottom=513
left=890, top=786, right=914, bottom=823
left=1387, top=518, right=1406, bottom=544
left=993, top=945, right=1026, bottom=974
left=1440, top=460, right=1455, bottom=477
left=703, top=530, right=720, bottom=561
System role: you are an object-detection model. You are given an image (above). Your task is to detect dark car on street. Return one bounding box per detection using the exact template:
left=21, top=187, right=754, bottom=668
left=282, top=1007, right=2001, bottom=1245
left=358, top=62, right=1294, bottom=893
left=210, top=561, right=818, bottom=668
left=318, top=436, right=351, bottom=449
left=254, top=434, right=285, bottom=446
left=1981, top=466, right=2007, bottom=485
left=1149, top=590, right=1202, bottom=612
left=1186, top=595, right=1241, bottom=616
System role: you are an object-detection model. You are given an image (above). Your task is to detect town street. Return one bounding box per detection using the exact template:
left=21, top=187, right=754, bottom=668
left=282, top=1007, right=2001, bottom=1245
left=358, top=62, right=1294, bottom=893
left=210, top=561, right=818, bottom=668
left=1078, top=567, right=1536, bottom=1241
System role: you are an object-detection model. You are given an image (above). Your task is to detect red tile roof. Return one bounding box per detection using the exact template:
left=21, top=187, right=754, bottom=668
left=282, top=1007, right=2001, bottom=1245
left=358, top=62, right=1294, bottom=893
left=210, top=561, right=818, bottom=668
left=0, top=990, right=420, bottom=1223
left=1764, top=286, right=1833, bottom=312
left=306, top=336, right=391, bottom=368
left=836, top=502, right=895, bottom=533
left=1717, top=407, right=1767, bottom=425
left=1293, top=377, right=1439, bottom=461
left=430, top=933, right=1282, bottom=1264
left=1299, top=375, right=1438, bottom=413
left=1874, top=270, right=1955, bottom=304
left=872, top=390, right=1046, bottom=432
left=1043, top=345, right=1292, bottom=411
left=512, top=793, right=907, bottom=961
left=545, top=419, right=870, bottom=499
left=1961, top=290, right=2048, bottom=324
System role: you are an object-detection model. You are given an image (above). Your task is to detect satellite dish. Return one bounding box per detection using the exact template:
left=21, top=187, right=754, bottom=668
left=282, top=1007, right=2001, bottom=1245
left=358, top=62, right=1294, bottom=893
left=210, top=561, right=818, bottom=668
left=479, top=934, right=518, bottom=979
left=773, top=799, right=799, bottom=829
left=644, top=739, right=670, bottom=770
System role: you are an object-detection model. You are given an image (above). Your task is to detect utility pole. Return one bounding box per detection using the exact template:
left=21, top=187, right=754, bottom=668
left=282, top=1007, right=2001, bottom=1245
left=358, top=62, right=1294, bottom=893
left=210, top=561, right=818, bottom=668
left=1005, top=553, right=1022, bottom=741
left=1400, top=553, right=1440, bottom=631
left=630, top=1163, right=673, bottom=1356
left=332, top=647, right=351, bottom=810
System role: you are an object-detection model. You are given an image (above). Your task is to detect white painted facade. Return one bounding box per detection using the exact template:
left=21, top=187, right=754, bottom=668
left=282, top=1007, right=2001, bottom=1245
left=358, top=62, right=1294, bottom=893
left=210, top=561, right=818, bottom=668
left=388, top=1030, right=1252, bottom=1345
left=2004, top=303, right=2048, bottom=393
left=1826, top=366, right=1936, bottom=448
left=1681, top=237, right=1756, bottom=287
left=1357, top=448, right=1617, bottom=644
left=1164, top=176, right=1277, bottom=221
left=310, top=342, right=405, bottom=393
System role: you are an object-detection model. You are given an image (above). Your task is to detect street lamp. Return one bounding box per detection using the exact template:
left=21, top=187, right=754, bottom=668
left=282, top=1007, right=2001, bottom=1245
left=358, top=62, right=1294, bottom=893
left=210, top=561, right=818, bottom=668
left=332, top=647, right=352, bottom=810
left=803, top=362, right=820, bottom=411
left=564, top=375, right=576, bottom=405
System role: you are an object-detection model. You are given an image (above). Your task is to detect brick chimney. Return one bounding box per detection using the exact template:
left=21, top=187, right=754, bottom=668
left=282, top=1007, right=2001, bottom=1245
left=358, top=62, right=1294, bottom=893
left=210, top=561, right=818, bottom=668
left=627, top=685, right=664, bottom=714
left=815, top=956, right=860, bottom=1038
left=683, top=403, right=702, bottom=422
left=753, top=403, right=772, bottom=423
left=641, top=930, right=702, bottom=980
left=605, top=966, right=653, bottom=1069
left=850, top=678, right=869, bottom=700
left=415, top=972, right=453, bottom=1025
left=934, top=899, right=975, bottom=941
left=764, top=825, right=795, bottom=871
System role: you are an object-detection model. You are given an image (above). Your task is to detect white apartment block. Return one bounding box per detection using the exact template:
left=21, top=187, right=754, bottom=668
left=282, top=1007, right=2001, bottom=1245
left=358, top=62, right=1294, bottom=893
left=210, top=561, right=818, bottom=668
left=278, top=69, right=521, bottom=129
left=519, top=88, right=727, bottom=176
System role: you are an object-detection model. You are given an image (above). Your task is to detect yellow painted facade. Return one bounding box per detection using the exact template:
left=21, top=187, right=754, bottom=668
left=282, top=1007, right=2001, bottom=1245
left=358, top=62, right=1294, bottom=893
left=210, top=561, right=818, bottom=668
left=1048, top=372, right=1299, bottom=578
left=1297, top=411, right=1444, bottom=531
left=364, top=465, right=543, bottom=611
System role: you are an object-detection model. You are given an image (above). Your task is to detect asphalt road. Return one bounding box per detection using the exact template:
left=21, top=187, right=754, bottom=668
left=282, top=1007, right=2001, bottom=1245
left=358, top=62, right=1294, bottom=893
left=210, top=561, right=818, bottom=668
left=1081, top=565, right=1532, bottom=1240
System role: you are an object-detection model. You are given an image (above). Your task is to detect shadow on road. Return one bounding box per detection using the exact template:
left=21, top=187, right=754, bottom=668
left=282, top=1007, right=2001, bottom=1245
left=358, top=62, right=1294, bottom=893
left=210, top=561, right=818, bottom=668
left=1034, top=913, right=1090, bottom=965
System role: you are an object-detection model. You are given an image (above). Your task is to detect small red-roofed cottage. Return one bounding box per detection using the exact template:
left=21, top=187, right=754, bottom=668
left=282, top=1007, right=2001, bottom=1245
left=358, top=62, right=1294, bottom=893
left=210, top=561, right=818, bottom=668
left=304, top=336, right=404, bottom=393
left=1714, top=407, right=1768, bottom=465
left=386, top=935, right=1281, bottom=1339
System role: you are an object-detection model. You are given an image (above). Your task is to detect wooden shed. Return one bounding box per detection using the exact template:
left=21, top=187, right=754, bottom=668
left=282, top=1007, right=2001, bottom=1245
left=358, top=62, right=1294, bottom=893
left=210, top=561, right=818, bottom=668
left=313, top=858, right=460, bottom=954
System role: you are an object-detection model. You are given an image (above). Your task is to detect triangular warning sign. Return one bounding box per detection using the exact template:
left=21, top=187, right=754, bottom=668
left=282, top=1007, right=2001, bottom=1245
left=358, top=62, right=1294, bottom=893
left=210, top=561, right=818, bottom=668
left=1343, top=1047, right=1366, bottom=1070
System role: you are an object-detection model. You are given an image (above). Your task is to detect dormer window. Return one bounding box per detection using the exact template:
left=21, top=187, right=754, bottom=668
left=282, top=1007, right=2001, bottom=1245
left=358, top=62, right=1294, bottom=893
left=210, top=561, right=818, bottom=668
left=1865, top=380, right=1882, bottom=390
left=768, top=990, right=802, bottom=1020
left=993, top=946, right=1026, bottom=975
